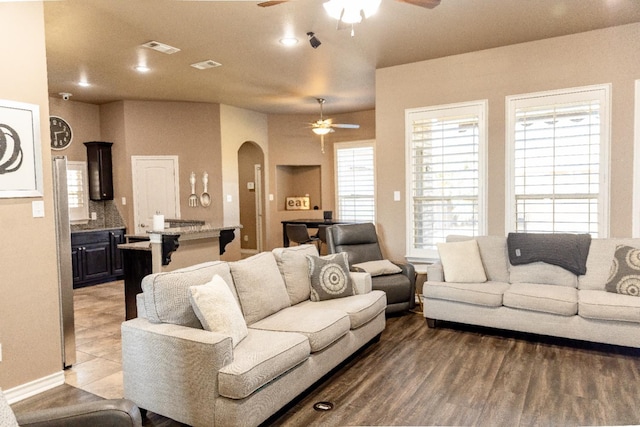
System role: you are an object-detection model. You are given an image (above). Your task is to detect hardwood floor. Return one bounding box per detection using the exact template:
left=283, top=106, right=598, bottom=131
left=11, top=281, right=640, bottom=426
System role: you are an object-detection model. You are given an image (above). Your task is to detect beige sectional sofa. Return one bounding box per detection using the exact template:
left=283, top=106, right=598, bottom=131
left=423, top=235, right=640, bottom=348
left=121, top=244, right=386, bottom=427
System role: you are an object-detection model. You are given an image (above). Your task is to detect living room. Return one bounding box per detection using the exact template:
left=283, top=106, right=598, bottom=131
left=2, top=1, right=640, bottom=425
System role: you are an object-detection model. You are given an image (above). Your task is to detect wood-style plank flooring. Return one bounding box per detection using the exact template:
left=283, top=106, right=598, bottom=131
left=11, top=281, right=640, bottom=426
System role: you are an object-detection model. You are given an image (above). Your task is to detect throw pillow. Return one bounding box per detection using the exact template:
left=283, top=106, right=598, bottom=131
left=605, top=245, right=640, bottom=297
left=352, top=259, right=402, bottom=276
left=437, top=239, right=487, bottom=283
left=306, top=253, right=354, bottom=301
left=189, top=275, right=248, bottom=347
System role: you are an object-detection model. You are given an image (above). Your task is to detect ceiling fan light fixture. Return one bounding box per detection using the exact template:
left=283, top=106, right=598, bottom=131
left=312, top=127, right=332, bottom=135
left=323, top=0, right=381, bottom=24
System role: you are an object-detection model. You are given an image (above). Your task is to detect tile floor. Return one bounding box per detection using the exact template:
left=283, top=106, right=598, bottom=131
left=64, top=280, right=126, bottom=399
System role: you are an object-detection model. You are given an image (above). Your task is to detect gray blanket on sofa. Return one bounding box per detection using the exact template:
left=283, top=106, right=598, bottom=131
left=507, top=233, right=592, bottom=275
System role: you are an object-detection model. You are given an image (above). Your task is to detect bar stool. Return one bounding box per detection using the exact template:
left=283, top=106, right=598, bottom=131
left=286, top=224, right=321, bottom=251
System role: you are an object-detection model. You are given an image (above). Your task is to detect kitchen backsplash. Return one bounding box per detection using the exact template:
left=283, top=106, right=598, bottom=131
left=70, top=200, right=126, bottom=231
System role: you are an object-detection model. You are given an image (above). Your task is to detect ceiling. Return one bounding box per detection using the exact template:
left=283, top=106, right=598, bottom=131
left=43, top=0, right=640, bottom=115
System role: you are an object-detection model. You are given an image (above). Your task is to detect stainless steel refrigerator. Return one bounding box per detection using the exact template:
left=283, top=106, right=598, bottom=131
left=52, top=156, right=76, bottom=368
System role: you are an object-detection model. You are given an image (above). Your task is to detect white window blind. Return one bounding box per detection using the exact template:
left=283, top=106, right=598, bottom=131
left=406, top=101, right=487, bottom=259
left=507, top=85, right=610, bottom=237
left=67, top=161, right=89, bottom=223
left=334, top=141, right=375, bottom=222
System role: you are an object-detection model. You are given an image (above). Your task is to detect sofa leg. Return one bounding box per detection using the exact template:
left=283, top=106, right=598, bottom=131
left=425, top=317, right=437, bottom=328
left=371, top=332, right=382, bottom=343
left=139, top=408, right=147, bottom=420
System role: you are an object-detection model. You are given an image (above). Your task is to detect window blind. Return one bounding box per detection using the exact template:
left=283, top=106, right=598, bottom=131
left=67, top=161, right=89, bottom=223
left=508, top=86, right=609, bottom=237
left=335, top=142, right=375, bottom=222
left=406, top=101, right=486, bottom=259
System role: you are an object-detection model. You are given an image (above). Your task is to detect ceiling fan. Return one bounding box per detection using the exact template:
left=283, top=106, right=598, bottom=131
left=257, top=0, right=441, bottom=9
left=310, top=98, right=359, bottom=153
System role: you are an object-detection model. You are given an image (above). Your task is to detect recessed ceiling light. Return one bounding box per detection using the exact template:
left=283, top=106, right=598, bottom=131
left=78, top=80, right=90, bottom=87
left=135, top=65, right=150, bottom=73
left=279, top=37, right=299, bottom=46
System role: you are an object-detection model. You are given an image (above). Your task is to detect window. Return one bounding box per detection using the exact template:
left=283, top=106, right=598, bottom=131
left=67, top=161, right=89, bottom=223
left=506, top=85, right=610, bottom=237
left=406, top=101, right=487, bottom=260
left=334, top=140, right=375, bottom=222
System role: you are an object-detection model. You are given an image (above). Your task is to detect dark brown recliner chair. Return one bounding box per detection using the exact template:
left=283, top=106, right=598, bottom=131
left=326, top=223, right=415, bottom=314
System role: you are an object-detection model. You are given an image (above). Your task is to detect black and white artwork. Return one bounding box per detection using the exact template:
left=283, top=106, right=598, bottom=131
left=0, top=100, right=43, bottom=198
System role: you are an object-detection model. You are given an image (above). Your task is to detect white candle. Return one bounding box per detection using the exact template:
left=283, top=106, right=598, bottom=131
left=153, top=214, right=165, bottom=231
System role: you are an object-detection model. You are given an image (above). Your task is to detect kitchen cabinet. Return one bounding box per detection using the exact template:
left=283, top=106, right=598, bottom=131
left=84, top=141, right=114, bottom=201
left=71, top=228, right=125, bottom=288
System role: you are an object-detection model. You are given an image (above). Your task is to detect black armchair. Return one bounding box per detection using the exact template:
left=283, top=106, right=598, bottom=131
left=326, top=223, right=415, bottom=314
left=3, top=389, right=142, bottom=427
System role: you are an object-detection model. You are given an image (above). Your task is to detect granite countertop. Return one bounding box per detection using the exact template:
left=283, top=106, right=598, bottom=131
left=117, top=241, right=151, bottom=251
left=149, top=223, right=242, bottom=236
left=72, top=226, right=126, bottom=234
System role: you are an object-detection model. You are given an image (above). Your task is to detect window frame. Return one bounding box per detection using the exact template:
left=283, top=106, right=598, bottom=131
left=405, top=100, right=488, bottom=261
left=67, top=160, right=90, bottom=224
left=333, top=139, right=376, bottom=222
left=505, top=84, right=611, bottom=237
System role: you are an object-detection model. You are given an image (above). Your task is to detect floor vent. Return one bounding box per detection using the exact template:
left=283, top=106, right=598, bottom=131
left=313, top=401, right=334, bottom=412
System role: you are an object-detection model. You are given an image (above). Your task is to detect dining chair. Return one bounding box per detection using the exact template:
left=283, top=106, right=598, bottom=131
left=285, top=224, right=321, bottom=251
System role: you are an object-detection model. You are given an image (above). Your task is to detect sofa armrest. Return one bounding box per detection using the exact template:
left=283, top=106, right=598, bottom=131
left=426, top=262, right=444, bottom=282
left=121, top=318, right=233, bottom=423
left=350, top=271, right=372, bottom=294
left=15, top=399, right=142, bottom=427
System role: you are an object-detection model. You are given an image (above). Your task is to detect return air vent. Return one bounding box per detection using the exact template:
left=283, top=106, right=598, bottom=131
left=190, top=60, right=222, bottom=70
left=141, top=40, right=181, bottom=55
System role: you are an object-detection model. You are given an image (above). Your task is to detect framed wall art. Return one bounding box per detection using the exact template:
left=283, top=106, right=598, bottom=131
left=0, top=99, right=43, bottom=198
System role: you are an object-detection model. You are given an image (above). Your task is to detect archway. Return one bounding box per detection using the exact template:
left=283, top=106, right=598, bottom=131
left=238, top=141, right=265, bottom=255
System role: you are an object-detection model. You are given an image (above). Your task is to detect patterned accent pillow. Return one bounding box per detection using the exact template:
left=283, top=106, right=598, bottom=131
left=306, top=253, right=354, bottom=301
left=605, top=245, right=640, bottom=297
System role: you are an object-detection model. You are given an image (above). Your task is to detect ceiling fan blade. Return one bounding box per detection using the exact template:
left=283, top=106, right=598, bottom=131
left=395, top=0, right=441, bottom=9
left=257, top=0, right=288, bottom=6
left=331, top=123, right=360, bottom=129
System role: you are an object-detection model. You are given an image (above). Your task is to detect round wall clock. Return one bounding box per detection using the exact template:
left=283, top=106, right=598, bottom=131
left=50, top=116, right=73, bottom=150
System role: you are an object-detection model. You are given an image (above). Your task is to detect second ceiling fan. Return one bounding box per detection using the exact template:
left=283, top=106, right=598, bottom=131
left=310, top=98, right=359, bottom=153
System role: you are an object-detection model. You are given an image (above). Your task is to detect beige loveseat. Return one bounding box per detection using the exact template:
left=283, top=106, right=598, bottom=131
left=423, top=235, right=640, bottom=348
left=121, top=244, right=386, bottom=427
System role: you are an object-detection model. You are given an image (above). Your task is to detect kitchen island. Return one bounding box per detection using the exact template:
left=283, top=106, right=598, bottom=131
left=119, top=222, right=241, bottom=319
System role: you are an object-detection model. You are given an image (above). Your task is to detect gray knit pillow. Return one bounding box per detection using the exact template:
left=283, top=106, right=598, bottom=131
left=306, top=253, right=354, bottom=301
left=605, top=245, right=640, bottom=297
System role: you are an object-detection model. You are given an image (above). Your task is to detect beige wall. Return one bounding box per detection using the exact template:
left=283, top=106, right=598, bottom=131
left=49, top=97, right=101, bottom=161
left=0, top=2, right=63, bottom=390
left=266, top=109, right=375, bottom=249
left=376, top=23, right=640, bottom=261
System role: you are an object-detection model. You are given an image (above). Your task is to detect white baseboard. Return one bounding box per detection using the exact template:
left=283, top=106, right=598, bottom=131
left=4, top=371, right=65, bottom=404
left=240, top=249, right=258, bottom=255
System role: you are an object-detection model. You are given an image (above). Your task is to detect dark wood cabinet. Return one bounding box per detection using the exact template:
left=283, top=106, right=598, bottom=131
left=72, top=228, right=125, bottom=288
left=84, top=141, right=114, bottom=201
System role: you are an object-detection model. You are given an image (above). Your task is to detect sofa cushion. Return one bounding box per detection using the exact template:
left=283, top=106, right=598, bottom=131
left=437, top=239, right=487, bottom=283
left=272, top=244, right=318, bottom=305
left=189, top=275, right=248, bottom=347
left=503, top=283, right=578, bottom=316
left=307, top=253, right=354, bottom=301
left=447, top=235, right=510, bottom=283
left=297, top=290, right=387, bottom=329
left=249, top=306, right=350, bottom=352
left=579, top=238, right=640, bottom=290
left=509, top=262, right=578, bottom=288
left=143, top=261, right=235, bottom=328
left=218, top=329, right=310, bottom=399
left=423, top=281, right=509, bottom=307
left=605, top=245, right=640, bottom=297
left=230, top=252, right=291, bottom=325
left=352, top=259, right=402, bottom=277
left=579, top=290, right=640, bottom=324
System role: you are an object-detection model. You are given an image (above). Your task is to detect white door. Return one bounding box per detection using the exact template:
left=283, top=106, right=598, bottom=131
left=132, top=156, right=180, bottom=235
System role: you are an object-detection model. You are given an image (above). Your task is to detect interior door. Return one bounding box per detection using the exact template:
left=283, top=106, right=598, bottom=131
left=132, top=156, right=180, bottom=235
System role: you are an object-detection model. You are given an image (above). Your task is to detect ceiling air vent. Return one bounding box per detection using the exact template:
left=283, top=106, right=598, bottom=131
left=190, top=60, right=222, bottom=70
left=141, top=40, right=181, bottom=55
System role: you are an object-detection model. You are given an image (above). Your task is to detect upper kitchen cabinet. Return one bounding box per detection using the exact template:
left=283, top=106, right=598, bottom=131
left=85, top=141, right=114, bottom=200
